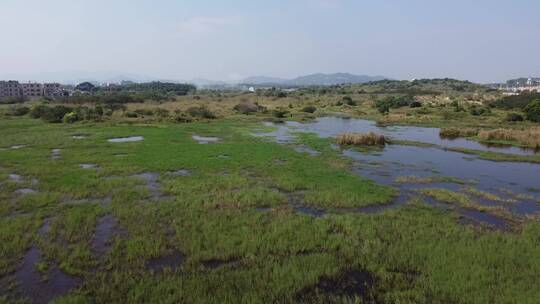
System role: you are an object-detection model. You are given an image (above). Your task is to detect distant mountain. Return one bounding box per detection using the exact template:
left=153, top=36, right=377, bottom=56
left=241, top=73, right=388, bottom=87
left=241, top=76, right=287, bottom=85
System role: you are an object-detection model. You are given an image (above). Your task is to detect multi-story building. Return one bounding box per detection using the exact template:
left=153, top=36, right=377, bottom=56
left=43, top=83, right=63, bottom=97
left=0, top=81, right=66, bottom=99
left=0, top=81, right=22, bottom=98
left=21, top=82, right=43, bottom=98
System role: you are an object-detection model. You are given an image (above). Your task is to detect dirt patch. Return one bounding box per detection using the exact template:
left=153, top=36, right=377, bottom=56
left=295, top=269, right=376, bottom=303
left=147, top=251, right=185, bottom=273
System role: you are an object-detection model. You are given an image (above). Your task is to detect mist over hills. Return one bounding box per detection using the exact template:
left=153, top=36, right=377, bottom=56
left=240, top=73, right=388, bottom=86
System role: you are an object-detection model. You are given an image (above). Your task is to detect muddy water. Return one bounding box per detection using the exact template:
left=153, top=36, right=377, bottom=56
left=92, top=215, right=117, bottom=257
left=15, top=246, right=81, bottom=304
left=147, top=251, right=185, bottom=273
left=256, top=117, right=540, bottom=225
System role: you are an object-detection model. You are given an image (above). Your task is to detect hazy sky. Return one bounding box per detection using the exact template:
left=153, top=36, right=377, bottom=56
left=1, top=0, right=539, bottom=83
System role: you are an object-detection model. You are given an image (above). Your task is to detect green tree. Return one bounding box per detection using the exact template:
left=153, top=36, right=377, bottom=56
left=524, top=99, right=540, bottom=122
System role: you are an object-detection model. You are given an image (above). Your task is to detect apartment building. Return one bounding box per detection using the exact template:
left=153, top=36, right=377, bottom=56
left=0, top=81, right=22, bottom=98
left=0, top=81, right=66, bottom=98
left=21, top=83, right=43, bottom=98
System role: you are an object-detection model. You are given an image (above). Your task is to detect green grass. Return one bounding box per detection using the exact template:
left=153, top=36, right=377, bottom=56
left=1, top=117, right=540, bottom=303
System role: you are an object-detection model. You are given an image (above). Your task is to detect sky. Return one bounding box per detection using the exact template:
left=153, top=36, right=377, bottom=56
left=0, top=0, right=539, bottom=83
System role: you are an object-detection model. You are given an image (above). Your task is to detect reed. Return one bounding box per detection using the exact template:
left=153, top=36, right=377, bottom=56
left=478, top=128, right=540, bottom=148
left=439, top=128, right=478, bottom=139
left=336, top=132, right=386, bottom=146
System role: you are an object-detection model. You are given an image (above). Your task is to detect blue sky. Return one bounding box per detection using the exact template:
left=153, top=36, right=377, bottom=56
left=1, top=0, right=539, bottom=83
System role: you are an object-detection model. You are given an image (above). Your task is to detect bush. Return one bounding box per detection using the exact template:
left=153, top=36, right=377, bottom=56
left=63, top=112, right=79, bottom=124
left=134, top=108, right=154, bottom=116
left=187, top=106, right=216, bottom=119
left=409, top=101, right=422, bottom=108
left=273, top=109, right=289, bottom=118
left=469, top=106, right=490, bottom=116
left=30, top=104, right=50, bottom=119
left=125, top=112, right=138, bottom=118
left=233, top=101, right=262, bottom=114
left=342, top=96, right=357, bottom=106
left=9, top=106, right=30, bottom=116
left=301, top=105, right=317, bottom=113
left=154, top=108, right=170, bottom=118
left=505, top=113, right=524, bottom=122
left=524, top=100, right=540, bottom=122
left=336, top=132, right=386, bottom=146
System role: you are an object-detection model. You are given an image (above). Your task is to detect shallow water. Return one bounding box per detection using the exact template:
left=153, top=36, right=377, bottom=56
left=256, top=117, right=540, bottom=222
left=192, top=135, right=221, bottom=144
left=262, top=117, right=538, bottom=156
left=147, top=251, right=185, bottom=273
left=108, top=136, right=144, bottom=143
left=80, top=164, right=99, bottom=169
left=92, top=215, right=117, bottom=257
left=16, top=246, right=81, bottom=304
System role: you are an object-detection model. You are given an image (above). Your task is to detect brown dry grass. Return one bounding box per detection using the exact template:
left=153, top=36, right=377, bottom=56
left=478, top=128, right=540, bottom=148
left=336, top=132, right=386, bottom=146
left=439, top=128, right=478, bottom=139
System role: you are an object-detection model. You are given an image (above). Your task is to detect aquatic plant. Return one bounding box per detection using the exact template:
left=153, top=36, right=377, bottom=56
left=336, top=132, right=386, bottom=146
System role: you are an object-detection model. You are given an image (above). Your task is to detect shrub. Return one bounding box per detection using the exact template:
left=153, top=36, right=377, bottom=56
left=154, top=108, right=170, bottom=118
left=336, top=132, right=386, bottom=146
left=125, top=111, right=138, bottom=118
left=524, top=100, right=540, bottom=122
left=469, top=106, right=490, bottom=116
left=63, top=112, right=79, bottom=124
left=273, top=109, right=289, bottom=118
left=9, top=106, right=30, bottom=116
left=342, top=96, right=357, bottom=106
left=301, top=105, right=317, bottom=113
left=134, top=109, right=154, bottom=116
left=233, top=101, right=261, bottom=114
left=505, top=113, right=524, bottom=122
left=409, top=101, right=422, bottom=108
left=187, top=106, right=216, bottom=119
left=30, top=104, right=50, bottom=119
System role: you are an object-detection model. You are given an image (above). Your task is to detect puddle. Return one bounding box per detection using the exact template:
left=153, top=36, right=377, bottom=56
left=71, top=134, right=88, bottom=139
left=201, top=258, right=240, bottom=269
left=10, top=145, right=28, bottom=150
left=80, top=164, right=99, bottom=169
left=15, top=246, right=81, bottom=304
left=169, top=169, right=191, bottom=177
left=15, top=189, right=37, bottom=195
left=91, top=215, right=117, bottom=257
left=51, top=149, right=61, bottom=160
left=131, top=172, right=169, bottom=200
left=192, top=135, right=220, bottom=144
left=9, top=174, right=23, bottom=183
left=114, top=153, right=128, bottom=158
left=294, top=145, right=320, bottom=156
left=38, top=218, right=52, bottom=238
left=296, top=269, right=375, bottom=302
left=108, top=136, right=144, bottom=143
left=460, top=209, right=508, bottom=230
left=147, top=251, right=185, bottom=273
